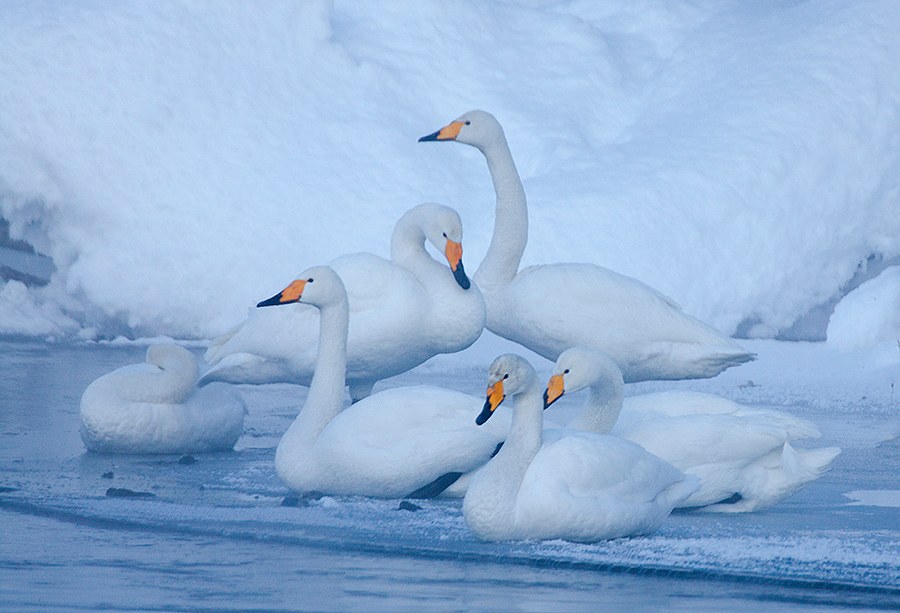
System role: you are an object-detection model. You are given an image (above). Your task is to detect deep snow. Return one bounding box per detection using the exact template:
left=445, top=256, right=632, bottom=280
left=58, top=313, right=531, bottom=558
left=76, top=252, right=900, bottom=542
left=1, top=1, right=898, bottom=345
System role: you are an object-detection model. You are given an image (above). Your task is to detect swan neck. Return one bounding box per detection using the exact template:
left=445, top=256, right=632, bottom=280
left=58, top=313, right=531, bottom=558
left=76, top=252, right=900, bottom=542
left=390, top=210, right=441, bottom=280
left=474, top=137, right=527, bottom=289
left=570, top=377, right=625, bottom=434
left=482, top=384, right=544, bottom=494
left=281, top=301, right=348, bottom=449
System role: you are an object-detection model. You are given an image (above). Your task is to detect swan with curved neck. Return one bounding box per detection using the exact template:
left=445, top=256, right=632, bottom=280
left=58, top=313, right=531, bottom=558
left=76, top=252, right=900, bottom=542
left=260, top=265, right=508, bottom=498
left=420, top=111, right=754, bottom=382
left=201, top=203, right=485, bottom=401
left=544, top=347, right=841, bottom=511
left=463, top=354, right=696, bottom=542
left=80, top=344, right=246, bottom=453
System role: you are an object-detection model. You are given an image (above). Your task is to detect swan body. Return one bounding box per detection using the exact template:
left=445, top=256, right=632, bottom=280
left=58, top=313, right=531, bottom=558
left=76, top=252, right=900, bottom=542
left=80, top=344, right=246, bottom=454
left=201, top=203, right=485, bottom=400
left=263, top=265, right=508, bottom=498
left=420, top=110, right=754, bottom=382
left=463, top=354, right=697, bottom=542
left=545, top=347, right=841, bottom=511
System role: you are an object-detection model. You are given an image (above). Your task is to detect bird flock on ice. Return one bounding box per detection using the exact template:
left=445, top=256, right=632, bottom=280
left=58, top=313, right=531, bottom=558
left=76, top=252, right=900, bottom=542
left=80, top=110, right=839, bottom=543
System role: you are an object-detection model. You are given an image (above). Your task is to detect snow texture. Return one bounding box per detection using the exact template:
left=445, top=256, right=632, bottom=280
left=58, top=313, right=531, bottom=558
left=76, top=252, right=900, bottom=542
left=1, top=1, right=898, bottom=345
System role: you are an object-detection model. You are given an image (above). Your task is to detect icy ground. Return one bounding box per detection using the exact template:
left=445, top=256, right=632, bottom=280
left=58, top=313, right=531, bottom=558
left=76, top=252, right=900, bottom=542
left=1, top=336, right=898, bottom=611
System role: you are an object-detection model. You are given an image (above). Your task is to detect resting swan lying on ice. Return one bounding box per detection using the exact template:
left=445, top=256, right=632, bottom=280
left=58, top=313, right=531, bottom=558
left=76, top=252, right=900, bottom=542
left=80, top=344, right=245, bottom=454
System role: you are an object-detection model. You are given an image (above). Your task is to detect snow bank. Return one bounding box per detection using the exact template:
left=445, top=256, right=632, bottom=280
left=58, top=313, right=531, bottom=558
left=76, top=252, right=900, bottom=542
left=1, top=0, right=898, bottom=343
left=827, top=266, right=900, bottom=350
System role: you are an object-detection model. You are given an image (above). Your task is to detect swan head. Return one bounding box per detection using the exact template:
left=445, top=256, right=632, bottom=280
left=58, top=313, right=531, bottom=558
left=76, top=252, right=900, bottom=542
left=476, top=353, right=536, bottom=425
left=419, top=110, right=504, bottom=152
left=544, top=347, right=624, bottom=409
left=418, top=203, right=471, bottom=290
left=256, top=265, right=346, bottom=310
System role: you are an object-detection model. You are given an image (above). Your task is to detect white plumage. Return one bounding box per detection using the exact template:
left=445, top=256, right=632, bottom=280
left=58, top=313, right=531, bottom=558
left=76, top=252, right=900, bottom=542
left=263, top=265, right=507, bottom=498
left=463, top=354, right=697, bottom=542
left=420, top=110, right=754, bottom=382
left=80, top=344, right=246, bottom=454
left=545, top=347, right=841, bottom=511
left=200, top=203, right=485, bottom=401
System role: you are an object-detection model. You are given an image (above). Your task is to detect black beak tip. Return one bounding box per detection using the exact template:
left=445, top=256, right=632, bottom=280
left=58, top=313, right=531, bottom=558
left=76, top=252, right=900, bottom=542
left=542, top=390, right=550, bottom=410
left=453, top=262, right=471, bottom=290
left=418, top=130, right=440, bottom=142
left=257, top=294, right=282, bottom=308
left=475, top=400, right=493, bottom=426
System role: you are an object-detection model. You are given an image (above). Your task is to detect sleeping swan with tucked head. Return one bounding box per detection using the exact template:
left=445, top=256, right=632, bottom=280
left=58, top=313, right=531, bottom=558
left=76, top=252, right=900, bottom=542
left=80, top=344, right=245, bottom=454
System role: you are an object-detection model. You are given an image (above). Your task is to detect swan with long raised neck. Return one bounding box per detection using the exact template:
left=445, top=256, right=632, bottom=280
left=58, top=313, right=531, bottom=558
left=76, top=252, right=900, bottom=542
left=201, top=203, right=485, bottom=401
left=420, top=111, right=754, bottom=382
left=80, top=344, right=246, bottom=453
left=462, top=353, right=697, bottom=542
left=260, top=265, right=507, bottom=498
left=544, top=347, right=841, bottom=511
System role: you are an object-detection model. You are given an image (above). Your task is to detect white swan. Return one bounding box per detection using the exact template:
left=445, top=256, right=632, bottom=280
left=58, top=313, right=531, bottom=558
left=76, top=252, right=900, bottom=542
left=200, top=203, right=485, bottom=401
left=420, top=111, right=754, bottom=382
left=544, top=347, right=842, bottom=512
left=80, top=344, right=246, bottom=454
left=463, top=354, right=697, bottom=542
left=260, top=265, right=509, bottom=498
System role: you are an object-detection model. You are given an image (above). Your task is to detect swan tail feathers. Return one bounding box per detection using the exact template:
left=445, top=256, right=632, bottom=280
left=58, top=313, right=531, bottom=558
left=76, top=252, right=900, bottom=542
left=204, top=320, right=245, bottom=364
left=638, top=342, right=756, bottom=381
left=197, top=353, right=279, bottom=386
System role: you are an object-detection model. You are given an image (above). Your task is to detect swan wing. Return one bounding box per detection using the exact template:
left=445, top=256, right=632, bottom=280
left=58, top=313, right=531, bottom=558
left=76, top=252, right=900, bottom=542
left=310, top=386, right=506, bottom=496
left=496, top=263, right=753, bottom=380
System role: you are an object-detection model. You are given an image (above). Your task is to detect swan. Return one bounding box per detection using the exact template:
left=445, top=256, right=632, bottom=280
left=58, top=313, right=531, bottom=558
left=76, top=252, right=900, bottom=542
left=463, top=353, right=697, bottom=542
left=200, top=202, right=485, bottom=401
left=260, top=265, right=510, bottom=498
left=544, top=347, right=842, bottom=512
left=420, top=110, right=754, bottom=382
left=80, top=344, right=246, bottom=454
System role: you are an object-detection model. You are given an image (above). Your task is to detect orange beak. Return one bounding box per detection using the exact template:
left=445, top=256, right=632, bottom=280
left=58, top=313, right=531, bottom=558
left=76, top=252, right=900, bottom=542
left=543, top=374, right=565, bottom=409
left=476, top=380, right=505, bottom=425
left=418, top=120, right=464, bottom=142
left=444, top=239, right=471, bottom=290
left=257, top=279, right=307, bottom=307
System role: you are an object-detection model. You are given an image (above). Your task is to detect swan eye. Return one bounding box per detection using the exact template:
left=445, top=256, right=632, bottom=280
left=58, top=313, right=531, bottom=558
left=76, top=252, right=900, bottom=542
left=442, top=232, right=447, bottom=238
left=465, top=120, right=471, bottom=126
left=564, top=369, right=569, bottom=374
left=307, top=278, right=314, bottom=283
left=503, top=373, right=509, bottom=380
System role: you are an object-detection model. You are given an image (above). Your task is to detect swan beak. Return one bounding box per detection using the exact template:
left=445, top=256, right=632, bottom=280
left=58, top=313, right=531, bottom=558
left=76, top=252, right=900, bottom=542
left=257, top=279, right=307, bottom=308
left=418, top=121, right=464, bottom=142
left=476, top=380, right=505, bottom=425
left=543, top=374, right=565, bottom=409
left=444, top=239, right=471, bottom=290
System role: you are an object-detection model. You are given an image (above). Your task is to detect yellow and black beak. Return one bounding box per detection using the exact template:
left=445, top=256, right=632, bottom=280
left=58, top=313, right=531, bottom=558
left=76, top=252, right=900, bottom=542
left=476, top=380, right=505, bottom=425
left=543, top=374, right=565, bottom=409
left=257, top=279, right=307, bottom=308
left=419, top=120, right=464, bottom=143
left=444, top=239, right=471, bottom=290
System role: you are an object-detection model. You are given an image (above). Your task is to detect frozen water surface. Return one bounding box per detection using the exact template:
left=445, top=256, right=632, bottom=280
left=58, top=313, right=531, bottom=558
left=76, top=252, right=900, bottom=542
left=1, top=337, right=898, bottom=611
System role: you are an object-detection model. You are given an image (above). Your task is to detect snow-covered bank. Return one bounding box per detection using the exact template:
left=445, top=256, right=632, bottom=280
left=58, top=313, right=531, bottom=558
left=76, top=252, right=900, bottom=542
left=1, top=1, right=898, bottom=344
